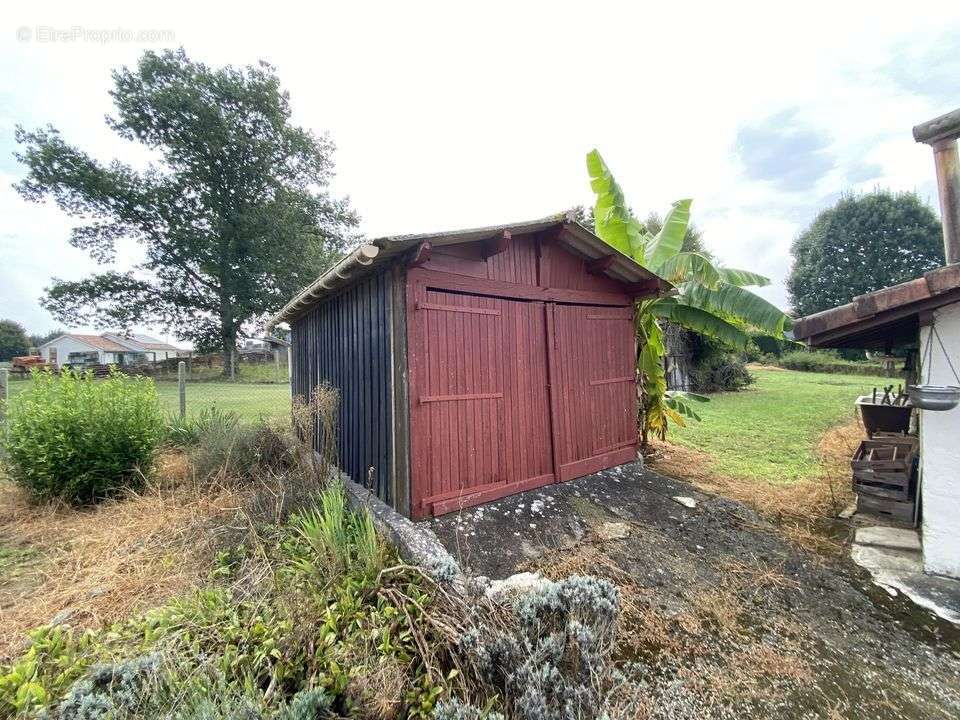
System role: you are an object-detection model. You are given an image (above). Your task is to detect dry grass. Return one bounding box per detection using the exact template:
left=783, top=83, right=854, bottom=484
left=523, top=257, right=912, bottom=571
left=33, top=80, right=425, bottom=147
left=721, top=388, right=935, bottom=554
left=0, top=450, right=250, bottom=658
left=648, top=420, right=862, bottom=554
left=531, top=539, right=815, bottom=711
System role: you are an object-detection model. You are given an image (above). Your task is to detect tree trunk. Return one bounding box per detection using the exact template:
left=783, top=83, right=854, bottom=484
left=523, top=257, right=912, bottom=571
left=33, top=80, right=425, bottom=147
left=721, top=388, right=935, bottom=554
left=220, top=304, right=236, bottom=379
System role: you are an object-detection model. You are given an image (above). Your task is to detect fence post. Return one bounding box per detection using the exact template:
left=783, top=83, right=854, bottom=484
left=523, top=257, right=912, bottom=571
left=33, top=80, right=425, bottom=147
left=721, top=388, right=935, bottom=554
left=230, top=350, right=236, bottom=382
left=0, top=368, right=8, bottom=437
left=273, top=349, right=280, bottom=383
left=178, top=361, right=186, bottom=419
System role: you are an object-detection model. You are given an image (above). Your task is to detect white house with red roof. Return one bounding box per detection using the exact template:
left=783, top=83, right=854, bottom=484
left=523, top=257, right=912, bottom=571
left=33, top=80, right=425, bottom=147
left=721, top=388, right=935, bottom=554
left=38, top=333, right=182, bottom=368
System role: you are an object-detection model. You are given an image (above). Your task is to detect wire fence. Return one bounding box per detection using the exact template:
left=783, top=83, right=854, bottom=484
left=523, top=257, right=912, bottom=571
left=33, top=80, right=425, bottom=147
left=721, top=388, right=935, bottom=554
left=1, top=352, right=292, bottom=426
left=166, top=351, right=291, bottom=421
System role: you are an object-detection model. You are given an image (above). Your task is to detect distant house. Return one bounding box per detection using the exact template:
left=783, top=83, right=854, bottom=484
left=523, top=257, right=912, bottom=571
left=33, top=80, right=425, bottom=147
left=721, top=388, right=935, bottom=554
left=39, top=333, right=182, bottom=368
left=113, top=334, right=182, bottom=362
left=242, top=335, right=290, bottom=351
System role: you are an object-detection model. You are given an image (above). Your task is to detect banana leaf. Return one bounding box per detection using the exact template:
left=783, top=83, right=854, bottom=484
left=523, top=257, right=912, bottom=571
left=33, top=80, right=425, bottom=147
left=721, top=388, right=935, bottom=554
left=680, top=283, right=793, bottom=335
left=716, top=267, right=770, bottom=287
left=645, top=198, right=692, bottom=271
left=650, top=297, right=750, bottom=349
left=655, top=251, right=721, bottom=289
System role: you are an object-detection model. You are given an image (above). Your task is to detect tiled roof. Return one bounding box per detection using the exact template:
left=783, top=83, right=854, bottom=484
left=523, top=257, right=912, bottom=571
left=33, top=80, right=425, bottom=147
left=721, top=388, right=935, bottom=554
left=66, top=334, right=132, bottom=352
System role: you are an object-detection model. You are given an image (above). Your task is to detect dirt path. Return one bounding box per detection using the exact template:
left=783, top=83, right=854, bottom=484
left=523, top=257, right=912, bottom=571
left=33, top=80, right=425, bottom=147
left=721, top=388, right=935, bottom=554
left=426, top=463, right=960, bottom=720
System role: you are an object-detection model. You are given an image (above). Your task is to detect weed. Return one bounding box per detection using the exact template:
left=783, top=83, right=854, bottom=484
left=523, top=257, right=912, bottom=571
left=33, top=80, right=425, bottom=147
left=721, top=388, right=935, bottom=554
left=164, top=408, right=240, bottom=448
left=286, top=482, right=387, bottom=584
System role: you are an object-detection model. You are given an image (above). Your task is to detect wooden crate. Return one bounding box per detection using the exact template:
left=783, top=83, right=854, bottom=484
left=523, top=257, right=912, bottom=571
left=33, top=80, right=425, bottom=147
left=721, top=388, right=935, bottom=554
left=851, top=438, right=917, bottom=502
left=857, top=494, right=916, bottom=523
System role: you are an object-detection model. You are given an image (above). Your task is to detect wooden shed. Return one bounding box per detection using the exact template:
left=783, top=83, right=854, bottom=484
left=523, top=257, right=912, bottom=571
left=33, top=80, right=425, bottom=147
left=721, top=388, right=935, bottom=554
left=272, top=212, right=668, bottom=519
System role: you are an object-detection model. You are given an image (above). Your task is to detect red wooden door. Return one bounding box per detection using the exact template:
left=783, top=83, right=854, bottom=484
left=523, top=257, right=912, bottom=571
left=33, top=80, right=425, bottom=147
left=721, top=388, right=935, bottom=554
left=408, top=289, right=554, bottom=518
left=548, top=304, right=638, bottom=480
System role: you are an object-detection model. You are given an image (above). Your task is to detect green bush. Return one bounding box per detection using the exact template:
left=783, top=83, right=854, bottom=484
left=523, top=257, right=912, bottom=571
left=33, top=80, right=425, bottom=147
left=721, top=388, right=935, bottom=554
left=287, top=481, right=388, bottom=584
left=689, top=353, right=754, bottom=392
left=778, top=350, right=885, bottom=376
left=3, top=369, right=165, bottom=503
left=749, top=332, right=788, bottom=358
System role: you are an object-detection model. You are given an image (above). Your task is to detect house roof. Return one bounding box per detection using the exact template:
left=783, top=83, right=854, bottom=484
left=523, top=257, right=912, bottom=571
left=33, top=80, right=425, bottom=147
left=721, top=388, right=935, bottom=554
left=40, top=333, right=180, bottom=353
left=271, top=211, right=670, bottom=326
left=792, top=264, right=960, bottom=349
left=128, top=334, right=179, bottom=351
left=41, top=334, right=132, bottom=352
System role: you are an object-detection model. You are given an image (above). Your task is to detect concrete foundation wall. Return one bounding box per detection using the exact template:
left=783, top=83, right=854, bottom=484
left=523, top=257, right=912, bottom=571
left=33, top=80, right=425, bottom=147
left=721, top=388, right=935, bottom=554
left=920, top=301, right=960, bottom=578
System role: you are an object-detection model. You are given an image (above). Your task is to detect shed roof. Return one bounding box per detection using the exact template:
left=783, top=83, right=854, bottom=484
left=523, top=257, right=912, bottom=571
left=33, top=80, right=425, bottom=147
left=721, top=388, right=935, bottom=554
left=792, top=264, right=960, bottom=348
left=271, top=211, right=669, bottom=326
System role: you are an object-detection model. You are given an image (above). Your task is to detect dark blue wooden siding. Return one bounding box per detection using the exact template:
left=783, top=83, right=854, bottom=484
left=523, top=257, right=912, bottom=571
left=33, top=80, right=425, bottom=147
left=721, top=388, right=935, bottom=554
left=290, top=269, right=393, bottom=503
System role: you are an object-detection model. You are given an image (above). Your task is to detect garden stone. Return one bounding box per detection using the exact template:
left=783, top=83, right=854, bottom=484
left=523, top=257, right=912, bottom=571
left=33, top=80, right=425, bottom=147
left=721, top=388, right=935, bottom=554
left=597, top=521, right=631, bottom=540
left=485, top=571, right=551, bottom=599
left=50, top=607, right=76, bottom=627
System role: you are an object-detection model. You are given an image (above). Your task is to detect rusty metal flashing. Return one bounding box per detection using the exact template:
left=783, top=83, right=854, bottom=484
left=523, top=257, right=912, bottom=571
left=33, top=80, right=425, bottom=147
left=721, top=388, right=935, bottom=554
left=793, top=265, right=960, bottom=348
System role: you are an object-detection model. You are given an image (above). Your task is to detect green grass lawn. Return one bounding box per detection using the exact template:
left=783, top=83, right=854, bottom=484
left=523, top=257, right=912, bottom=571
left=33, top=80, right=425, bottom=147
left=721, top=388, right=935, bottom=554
left=154, top=381, right=291, bottom=420
left=4, top=378, right=291, bottom=421
left=666, top=367, right=891, bottom=483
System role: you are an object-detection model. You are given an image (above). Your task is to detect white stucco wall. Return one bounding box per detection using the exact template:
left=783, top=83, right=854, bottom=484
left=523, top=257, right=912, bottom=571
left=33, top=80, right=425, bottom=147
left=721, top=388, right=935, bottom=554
left=919, top=301, right=960, bottom=578
left=41, top=337, right=104, bottom=367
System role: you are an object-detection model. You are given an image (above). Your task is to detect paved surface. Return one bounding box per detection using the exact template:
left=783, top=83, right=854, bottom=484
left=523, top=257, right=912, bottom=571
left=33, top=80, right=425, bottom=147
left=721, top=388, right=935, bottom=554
left=425, top=462, right=960, bottom=720
left=851, top=525, right=960, bottom=624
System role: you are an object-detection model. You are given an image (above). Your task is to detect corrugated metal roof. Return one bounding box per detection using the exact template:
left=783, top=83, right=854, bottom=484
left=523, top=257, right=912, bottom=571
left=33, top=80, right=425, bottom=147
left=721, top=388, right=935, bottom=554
left=271, top=211, right=668, bottom=325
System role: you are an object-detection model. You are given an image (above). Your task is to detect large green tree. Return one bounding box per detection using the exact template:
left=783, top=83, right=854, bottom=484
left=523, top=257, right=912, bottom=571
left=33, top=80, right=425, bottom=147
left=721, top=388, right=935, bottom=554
left=788, top=190, right=943, bottom=317
left=586, top=150, right=791, bottom=444
left=15, top=49, right=358, bottom=363
left=0, top=320, right=30, bottom=361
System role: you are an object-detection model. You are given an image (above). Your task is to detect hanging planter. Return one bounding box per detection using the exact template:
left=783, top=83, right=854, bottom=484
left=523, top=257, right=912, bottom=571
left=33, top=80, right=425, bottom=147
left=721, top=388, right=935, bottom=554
left=907, top=384, right=960, bottom=411
left=910, top=325, right=960, bottom=411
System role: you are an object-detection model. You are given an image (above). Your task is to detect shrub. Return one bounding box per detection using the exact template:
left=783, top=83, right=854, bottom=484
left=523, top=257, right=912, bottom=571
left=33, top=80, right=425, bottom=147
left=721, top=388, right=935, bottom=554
left=3, top=369, right=165, bottom=503
left=778, top=350, right=885, bottom=376
left=165, top=408, right=240, bottom=448
left=57, top=654, right=159, bottom=720
left=690, top=353, right=754, bottom=393
left=187, top=415, right=291, bottom=483
left=750, top=333, right=788, bottom=358
left=448, top=575, right=625, bottom=720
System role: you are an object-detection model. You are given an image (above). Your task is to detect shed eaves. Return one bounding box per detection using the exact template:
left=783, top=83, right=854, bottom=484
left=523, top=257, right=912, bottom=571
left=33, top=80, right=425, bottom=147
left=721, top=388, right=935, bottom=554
left=270, top=211, right=669, bottom=326
left=792, top=264, right=960, bottom=348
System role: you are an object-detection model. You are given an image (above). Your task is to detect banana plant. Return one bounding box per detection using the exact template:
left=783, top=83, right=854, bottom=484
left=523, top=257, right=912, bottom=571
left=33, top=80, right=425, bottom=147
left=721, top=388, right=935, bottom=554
left=586, top=149, right=792, bottom=445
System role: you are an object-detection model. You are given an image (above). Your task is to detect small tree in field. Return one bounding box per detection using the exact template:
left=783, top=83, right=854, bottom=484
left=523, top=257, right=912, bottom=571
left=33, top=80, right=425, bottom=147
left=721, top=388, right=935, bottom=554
left=0, top=319, right=30, bottom=361
left=15, top=48, right=359, bottom=368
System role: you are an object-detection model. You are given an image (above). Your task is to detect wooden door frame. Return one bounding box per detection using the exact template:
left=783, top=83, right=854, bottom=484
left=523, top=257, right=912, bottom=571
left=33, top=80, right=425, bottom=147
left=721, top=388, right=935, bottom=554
left=545, top=303, right=639, bottom=482
left=405, top=268, right=638, bottom=518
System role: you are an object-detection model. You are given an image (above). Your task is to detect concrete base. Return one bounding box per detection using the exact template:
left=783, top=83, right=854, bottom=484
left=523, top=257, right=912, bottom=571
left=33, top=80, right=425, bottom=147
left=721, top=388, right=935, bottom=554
left=851, top=526, right=960, bottom=624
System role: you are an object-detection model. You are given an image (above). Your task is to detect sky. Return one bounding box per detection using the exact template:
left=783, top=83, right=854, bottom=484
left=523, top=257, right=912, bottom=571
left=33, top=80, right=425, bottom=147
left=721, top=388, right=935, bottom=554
left=1, top=1, right=958, bottom=345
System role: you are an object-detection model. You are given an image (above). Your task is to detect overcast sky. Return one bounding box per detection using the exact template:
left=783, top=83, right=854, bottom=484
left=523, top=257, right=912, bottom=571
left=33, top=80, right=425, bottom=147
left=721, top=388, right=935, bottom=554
left=1, top=2, right=958, bottom=344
